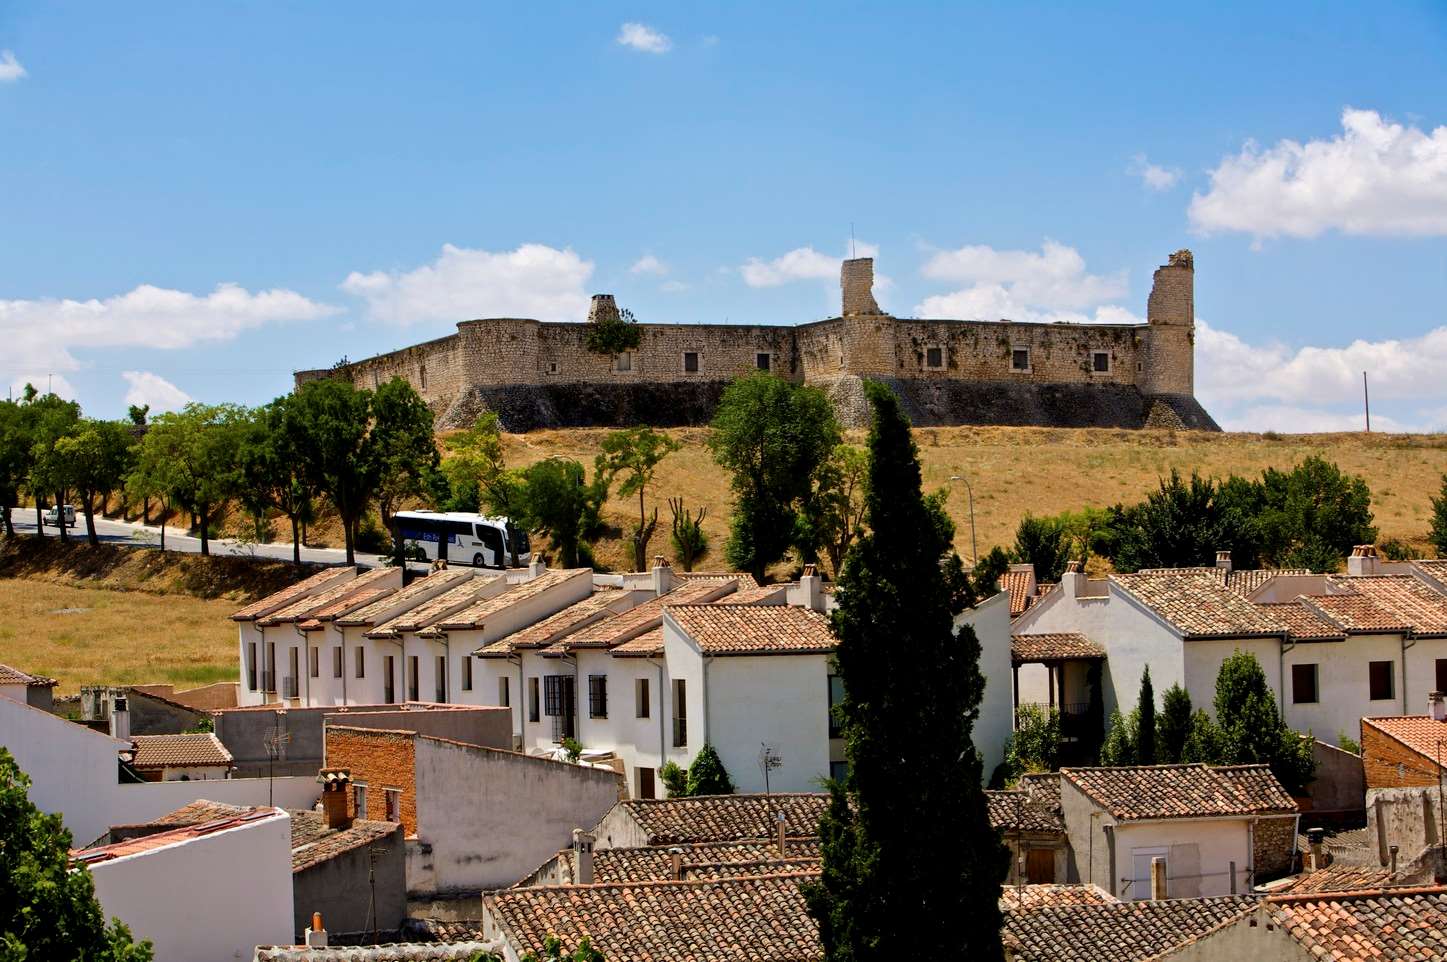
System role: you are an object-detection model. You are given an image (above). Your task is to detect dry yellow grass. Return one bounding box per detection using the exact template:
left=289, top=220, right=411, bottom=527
left=0, top=578, right=238, bottom=694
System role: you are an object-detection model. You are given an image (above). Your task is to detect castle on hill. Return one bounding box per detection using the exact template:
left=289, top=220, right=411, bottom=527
left=297, top=250, right=1217, bottom=432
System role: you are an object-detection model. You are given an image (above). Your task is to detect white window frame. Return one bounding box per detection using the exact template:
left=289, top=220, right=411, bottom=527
left=384, top=788, right=401, bottom=823
left=353, top=782, right=368, bottom=819
left=1011, top=346, right=1032, bottom=374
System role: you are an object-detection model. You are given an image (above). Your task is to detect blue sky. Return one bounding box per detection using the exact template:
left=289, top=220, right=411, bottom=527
left=2, top=2, right=1446, bottom=431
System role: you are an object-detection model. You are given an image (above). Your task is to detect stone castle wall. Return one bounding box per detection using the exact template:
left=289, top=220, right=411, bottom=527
left=297, top=250, right=1214, bottom=432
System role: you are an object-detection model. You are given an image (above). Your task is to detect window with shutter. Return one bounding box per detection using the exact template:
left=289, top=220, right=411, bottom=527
left=589, top=674, right=608, bottom=718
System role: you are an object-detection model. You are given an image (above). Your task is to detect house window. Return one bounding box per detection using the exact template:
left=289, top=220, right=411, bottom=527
left=419, top=364, right=427, bottom=389
left=756, top=353, right=771, bottom=371
left=1092, top=351, right=1111, bottom=374
left=614, top=352, right=633, bottom=373
left=309, top=647, right=320, bottom=678
left=435, top=655, right=447, bottom=703
left=355, top=647, right=365, bottom=678
left=384, top=788, right=401, bottom=823
left=589, top=674, right=608, bottom=718
left=383, top=655, right=395, bottom=703
left=1436, top=659, right=1447, bottom=695
left=543, top=675, right=576, bottom=740
left=683, top=352, right=699, bottom=373
left=672, top=679, right=688, bottom=747
left=353, top=783, right=367, bottom=819
left=499, top=675, right=510, bottom=707
left=407, top=656, right=419, bottom=702
left=636, top=677, right=650, bottom=718
left=462, top=657, right=473, bottom=692
left=828, top=674, right=845, bottom=738
left=925, top=346, right=944, bottom=369
left=528, top=677, right=540, bottom=722
left=1011, top=347, right=1031, bottom=372
left=1369, top=661, right=1395, bottom=701
left=637, top=766, right=656, bottom=799
left=332, top=647, right=343, bottom=679
left=829, top=760, right=849, bottom=783
left=247, top=643, right=257, bottom=691
left=1292, top=663, right=1319, bottom=704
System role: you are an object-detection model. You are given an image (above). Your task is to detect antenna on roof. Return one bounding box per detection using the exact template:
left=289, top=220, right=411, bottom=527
left=263, top=723, right=292, bottom=807
left=850, top=223, right=856, bottom=260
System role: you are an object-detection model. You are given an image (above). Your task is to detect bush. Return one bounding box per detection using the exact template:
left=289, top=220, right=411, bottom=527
left=684, top=743, right=735, bottom=796
left=583, top=306, right=642, bottom=356
left=354, top=515, right=392, bottom=555
left=659, top=761, right=688, bottom=798
left=560, top=737, right=583, bottom=763
left=998, top=704, right=1061, bottom=784
left=1099, top=708, right=1138, bottom=766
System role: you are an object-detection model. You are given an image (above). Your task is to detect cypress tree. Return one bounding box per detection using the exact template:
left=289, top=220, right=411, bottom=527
left=1157, top=684, right=1194, bottom=764
left=1136, top=666, right=1157, bottom=765
left=805, top=382, right=1006, bottom=962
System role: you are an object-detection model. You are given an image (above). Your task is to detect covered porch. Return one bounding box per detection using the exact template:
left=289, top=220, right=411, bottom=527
left=1011, top=632, right=1105, bottom=763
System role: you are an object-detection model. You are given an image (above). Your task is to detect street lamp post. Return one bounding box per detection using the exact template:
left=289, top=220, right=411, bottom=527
left=948, top=475, right=978, bottom=566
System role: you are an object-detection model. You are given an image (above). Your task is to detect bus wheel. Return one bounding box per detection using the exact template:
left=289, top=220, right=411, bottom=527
left=473, top=553, right=484, bottom=568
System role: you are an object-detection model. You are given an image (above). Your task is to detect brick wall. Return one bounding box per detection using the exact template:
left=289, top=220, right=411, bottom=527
left=326, top=726, right=419, bottom=837
left=1362, top=723, right=1443, bottom=789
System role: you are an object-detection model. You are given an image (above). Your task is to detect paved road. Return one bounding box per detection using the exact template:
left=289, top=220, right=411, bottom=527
left=9, top=513, right=390, bottom=568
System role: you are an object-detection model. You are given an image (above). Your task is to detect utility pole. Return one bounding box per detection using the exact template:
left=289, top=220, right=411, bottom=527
left=1364, top=371, right=1371, bottom=433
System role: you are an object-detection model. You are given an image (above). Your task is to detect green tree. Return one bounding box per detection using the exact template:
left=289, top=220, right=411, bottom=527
left=240, top=397, right=320, bottom=564
left=1432, top=475, right=1447, bottom=558
left=130, top=404, right=244, bottom=556
left=667, top=497, right=708, bottom=572
left=1098, top=708, right=1138, bottom=766
left=1135, top=667, right=1157, bottom=765
left=1255, top=457, right=1375, bottom=570
left=596, top=427, right=680, bottom=571
left=443, top=412, right=527, bottom=565
left=0, top=748, right=153, bottom=961
left=1105, top=470, right=1222, bottom=573
left=518, top=458, right=607, bottom=568
left=1011, top=514, right=1074, bottom=583
left=1213, top=650, right=1315, bottom=794
left=370, top=378, right=441, bottom=565
left=288, top=378, right=378, bottom=565
left=709, top=373, right=840, bottom=582
left=1180, top=709, right=1223, bottom=764
left=803, top=443, right=869, bottom=578
left=0, top=397, right=35, bottom=539
left=53, top=420, right=135, bottom=545
left=805, top=381, right=1006, bottom=962
left=658, top=761, right=688, bottom=798
left=583, top=304, right=642, bottom=356
left=684, top=743, right=736, bottom=796
left=997, top=704, right=1061, bottom=785
left=126, top=404, right=149, bottom=427
left=1157, top=684, right=1194, bottom=764
left=25, top=391, right=83, bottom=543
left=523, top=935, right=606, bottom=962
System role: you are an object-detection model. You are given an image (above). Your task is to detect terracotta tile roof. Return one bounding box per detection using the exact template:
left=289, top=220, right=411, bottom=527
left=398, top=918, right=486, bottom=943
left=613, top=793, right=829, bottom=845
left=1227, top=568, right=1310, bottom=596
left=1264, top=887, right=1447, bottom=961
left=1305, top=592, right=1412, bottom=634
left=987, top=790, right=1064, bottom=833
left=681, top=858, right=820, bottom=879
left=474, top=590, right=624, bottom=657
left=230, top=567, right=355, bottom=621
left=1258, top=601, right=1348, bottom=641
left=366, top=575, right=505, bottom=638
left=1113, top=571, right=1287, bottom=638
left=549, top=839, right=822, bottom=884
left=1326, top=575, right=1447, bottom=635
left=288, top=810, right=400, bottom=873
left=564, top=579, right=740, bottom=650
left=335, top=569, right=474, bottom=627
left=1000, top=884, right=1117, bottom=912
left=258, top=568, right=396, bottom=626
left=146, top=799, right=254, bottom=826
left=298, top=586, right=396, bottom=631
left=419, top=569, right=590, bottom=636
left=73, top=808, right=283, bottom=864
left=1003, top=896, right=1256, bottom=962
left=1411, top=559, right=1447, bottom=588
left=1274, top=865, right=1400, bottom=894
left=1361, top=715, right=1447, bottom=772
left=665, top=604, right=836, bottom=656
left=1001, top=569, right=1036, bottom=617
left=609, top=626, right=664, bottom=658
left=255, top=942, right=498, bottom=961
left=1011, top=632, right=1106, bottom=663
left=726, top=583, right=790, bottom=604
left=0, top=663, right=56, bottom=687
left=486, top=873, right=820, bottom=962
left=1061, top=763, right=1295, bottom=821
left=1020, top=772, right=1062, bottom=813
left=128, top=733, right=233, bottom=770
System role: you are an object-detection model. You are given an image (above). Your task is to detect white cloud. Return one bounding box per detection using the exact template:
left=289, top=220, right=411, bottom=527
left=121, top=371, right=191, bottom=413
left=617, top=23, right=672, bottom=54
left=659, top=280, right=689, bottom=293
left=342, top=243, right=594, bottom=325
left=1128, top=153, right=1181, bottom=191
left=740, top=241, right=881, bottom=288
left=0, top=282, right=337, bottom=403
left=915, top=240, right=1129, bottom=321
left=630, top=254, right=668, bottom=276
left=0, top=51, right=26, bottom=83
left=1189, top=108, right=1447, bottom=238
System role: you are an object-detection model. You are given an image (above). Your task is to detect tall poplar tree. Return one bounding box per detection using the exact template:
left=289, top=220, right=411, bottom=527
left=805, top=381, right=1006, bottom=962
left=1136, top=666, right=1157, bottom=765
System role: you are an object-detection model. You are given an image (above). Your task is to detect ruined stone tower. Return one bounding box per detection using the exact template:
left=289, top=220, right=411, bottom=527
left=1139, top=249, right=1195, bottom=397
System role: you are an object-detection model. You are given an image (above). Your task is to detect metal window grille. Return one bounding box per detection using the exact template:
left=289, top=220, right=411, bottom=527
left=589, top=675, right=608, bottom=718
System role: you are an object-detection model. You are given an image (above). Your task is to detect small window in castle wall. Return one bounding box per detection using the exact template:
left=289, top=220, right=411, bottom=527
left=925, top=346, right=944, bottom=369
left=683, top=352, right=699, bottom=373
left=757, top=353, right=771, bottom=371
left=419, top=364, right=427, bottom=389
left=1092, top=351, right=1111, bottom=374
left=1011, top=347, right=1031, bottom=373
left=614, top=353, right=633, bottom=373
left=548, top=361, right=558, bottom=374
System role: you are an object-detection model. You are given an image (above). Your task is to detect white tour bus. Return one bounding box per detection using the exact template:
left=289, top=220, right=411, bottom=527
left=393, top=511, right=531, bottom=569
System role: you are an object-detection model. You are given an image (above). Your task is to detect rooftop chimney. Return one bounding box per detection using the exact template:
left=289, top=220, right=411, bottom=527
left=796, top=563, right=824, bottom=612
left=1062, top=560, right=1087, bottom=599
left=305, top=912, right=328, bottom=948
left=1215, top=550, right=1233, bottom=573
left=1150, top=856, right=1168, bottom=900
left=777, top=811, right=788, bottom=858
left=529, top=558, right=547, bottom=578
left=1306, top=827, right=1325, bottom=871
left=652, top=556, right=676, bottom=597
left=840, top=258, right=880, bottom=316
left=668, top=847, right=684, bottom=881
left=1347, top=544, right=1381, bottom=578
left=572, top=828, right=595, bottom=884
left=1431, top=692, right=1447, bottom=722
left=110, top=696, right=130, bottom=741
left=318, top=768, right=354, bottom=830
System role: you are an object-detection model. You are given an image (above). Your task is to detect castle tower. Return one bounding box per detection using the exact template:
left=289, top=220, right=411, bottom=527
left=587, top=294, right=621, bottom=323
left=1139, top=249, right=1195, bottom=396
left=841, top=258, right=881, bottom=316
left=834, top=257, right=894, bottom=379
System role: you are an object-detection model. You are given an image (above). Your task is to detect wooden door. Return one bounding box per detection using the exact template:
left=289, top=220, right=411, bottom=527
left=1025, top=847, right=1055, bottom=884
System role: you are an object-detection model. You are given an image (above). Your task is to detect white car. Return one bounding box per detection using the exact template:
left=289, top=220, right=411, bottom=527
left=43, top=504, right=77, bottom=528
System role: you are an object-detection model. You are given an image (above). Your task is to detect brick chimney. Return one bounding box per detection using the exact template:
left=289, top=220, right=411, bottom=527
left=840, top=258, right=880, bottom=316
left=318, top=768, right=353, bottom=830
left=1348, top=544, right=1381, bottom=577
left=572, top=828, right=595, bottom=884
left=668, top=847, right=684, bottom=881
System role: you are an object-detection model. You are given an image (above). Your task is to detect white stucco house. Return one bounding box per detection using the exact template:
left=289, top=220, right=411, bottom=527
left=73, top=807, right=294, bottom=962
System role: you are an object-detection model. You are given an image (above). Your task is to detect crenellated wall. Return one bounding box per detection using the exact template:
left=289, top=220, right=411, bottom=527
left=300, top=251, right=1212, bottom=431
